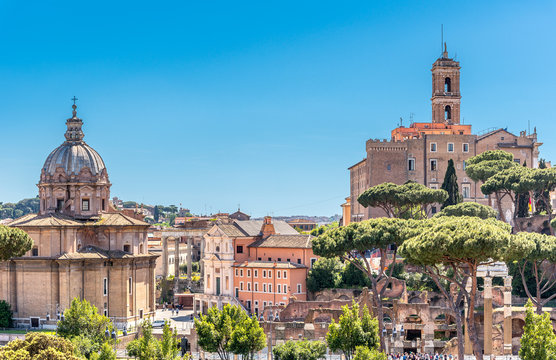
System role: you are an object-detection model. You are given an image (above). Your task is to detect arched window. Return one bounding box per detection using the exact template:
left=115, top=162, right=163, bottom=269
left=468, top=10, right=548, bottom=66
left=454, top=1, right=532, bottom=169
left=32, top=247, right=39, bottom=256
left=139, top=244, right=144, bottom=254
left=215, top=246, right=220, bottom=253
left=444, top=77, right=451, bottom=92
left=444, top=105, right=451, bottom=120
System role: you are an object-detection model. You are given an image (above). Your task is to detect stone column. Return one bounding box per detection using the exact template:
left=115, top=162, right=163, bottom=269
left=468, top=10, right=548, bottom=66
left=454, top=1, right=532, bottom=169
left=187, top=238, right=192, bottom=286
left=175, top=237, right=181, bottom=279
left=484, top=276, right=493, bottom=356
left=464, top=281, right=473, bottom=356
left=503, top=276, right=513, bottom=355
left=162, top=236, right=169, bottom=278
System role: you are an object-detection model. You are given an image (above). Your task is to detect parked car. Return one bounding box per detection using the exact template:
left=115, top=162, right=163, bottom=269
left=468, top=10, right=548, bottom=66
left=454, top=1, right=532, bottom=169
left=152, top=320, right=166, bottom=328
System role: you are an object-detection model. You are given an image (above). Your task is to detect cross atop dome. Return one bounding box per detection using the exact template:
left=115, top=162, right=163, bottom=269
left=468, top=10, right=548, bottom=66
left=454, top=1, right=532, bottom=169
left=65, top=97, right=84, bottom=142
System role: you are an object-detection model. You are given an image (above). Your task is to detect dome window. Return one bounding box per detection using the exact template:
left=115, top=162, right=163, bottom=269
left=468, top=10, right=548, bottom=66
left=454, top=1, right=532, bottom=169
left=81, top=199, right=90, bottom=211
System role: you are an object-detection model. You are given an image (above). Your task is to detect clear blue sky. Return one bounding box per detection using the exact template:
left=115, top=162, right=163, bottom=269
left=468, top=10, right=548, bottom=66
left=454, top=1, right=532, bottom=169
left=1, top=1, right=555, bottom=217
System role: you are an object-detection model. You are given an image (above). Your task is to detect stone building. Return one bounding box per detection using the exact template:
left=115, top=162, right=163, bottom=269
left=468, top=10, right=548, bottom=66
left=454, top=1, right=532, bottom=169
left=348, top=45, right=541, bottom=223
left=1, top=104, right=158, bottom=329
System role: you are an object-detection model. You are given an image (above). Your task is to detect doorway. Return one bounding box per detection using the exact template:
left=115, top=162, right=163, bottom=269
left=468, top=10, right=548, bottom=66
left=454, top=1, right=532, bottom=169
left=30, top=317, right=40, bottom=328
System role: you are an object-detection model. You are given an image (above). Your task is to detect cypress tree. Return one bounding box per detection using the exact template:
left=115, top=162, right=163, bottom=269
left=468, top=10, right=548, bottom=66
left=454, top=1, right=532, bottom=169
left=516, top=161, right=530, bottom=218
left=441, top=159, right=462, bottom=209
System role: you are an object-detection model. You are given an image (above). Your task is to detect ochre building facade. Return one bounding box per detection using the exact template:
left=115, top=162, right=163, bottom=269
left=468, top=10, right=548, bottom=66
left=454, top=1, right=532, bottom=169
left=1, top=104, right=158, bottom=329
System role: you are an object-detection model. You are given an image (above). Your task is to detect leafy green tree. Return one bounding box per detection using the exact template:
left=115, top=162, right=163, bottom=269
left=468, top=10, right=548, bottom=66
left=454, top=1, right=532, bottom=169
left=352, top=346, right=387, bottom=360
left=441, top=159, right=462, bottom=209
left=326, top=302, right=379, bottom=360
left=273, top=340, right=326, bottom=360
left=90, top=342, right=117, bottom=360
left=310, top=222, right=339, bottom=237
left=520, top=167, right=556, bottom=233
left=519, top=300, right=556, bottom=360
left=56, top=298, right=114, bottom=357
left=465, top=150, right=517, bottom=222
left=357, top=182, right=447, bottom=219
left=534, top=159, right=550, bottom=214
left=0, top=300, right=13, bottom=328
left=0, top=225, right=34, bottom=260
left=481, top=165, right=531, bottom=229
left=160, top=321, right=180, bottom=360
left=341, top=259, right=370, bottom=288
left=516, top=161, right=530, bottom=218
left=126, top=321, right=161, bottom=360
left=434, top=202, right=497, bottom=219
left=194, top=304, right=246, bottom=360
left=0, top=332, right=79, bottom=360
left=306, top=257, right=342, bottom=292
left=399, top=216, right=512, bottom=358
left=228, top=315, right=266, bottom=360
left=506, top=232, right=556, bottom=314
left=154, top=206, right=161, bottom=223
left=313, top=218, right=411, bottom=351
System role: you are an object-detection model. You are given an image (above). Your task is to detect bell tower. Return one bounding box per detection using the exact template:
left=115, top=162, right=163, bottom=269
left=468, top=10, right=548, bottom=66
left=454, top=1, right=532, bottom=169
left=431, top=43, right=461, bottom=124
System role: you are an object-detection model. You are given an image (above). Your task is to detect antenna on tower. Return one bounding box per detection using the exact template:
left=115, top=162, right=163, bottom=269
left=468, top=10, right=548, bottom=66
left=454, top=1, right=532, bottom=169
left=441, top=24, right=444, bottom=56
left=410, top=112, right=415, bottom=125
left=399, top=117, right=403, bottom=127
left=528, top=120, right=531, bottom=135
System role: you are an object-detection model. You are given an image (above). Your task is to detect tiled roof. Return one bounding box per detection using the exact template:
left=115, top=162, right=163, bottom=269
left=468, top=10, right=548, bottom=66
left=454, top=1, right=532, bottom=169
left=57, top=245, right=156, bottom=260
left=249, top=234, right=312, bottom=249
left=218, top=224, right=248, bottom=237
left=234, top=220, right=298, bottom=237
left=233, top=261, right=306, bottom=269
left=9, top=212, right=149, bottom=227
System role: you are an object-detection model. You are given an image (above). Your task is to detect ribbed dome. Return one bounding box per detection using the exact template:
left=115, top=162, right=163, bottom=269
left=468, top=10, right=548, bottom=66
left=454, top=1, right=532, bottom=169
left=43, top=142, right=106, bottom=176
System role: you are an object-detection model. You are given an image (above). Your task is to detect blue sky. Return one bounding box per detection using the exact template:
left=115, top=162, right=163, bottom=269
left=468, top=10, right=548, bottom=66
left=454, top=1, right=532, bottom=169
left=1, top=1, right=555, bottom=217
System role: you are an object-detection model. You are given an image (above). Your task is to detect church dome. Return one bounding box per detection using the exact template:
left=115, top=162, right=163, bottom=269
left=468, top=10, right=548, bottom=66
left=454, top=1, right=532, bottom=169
left=41, top=103, right=107, bottom=177
left=43, top=142, right=106, bottom=176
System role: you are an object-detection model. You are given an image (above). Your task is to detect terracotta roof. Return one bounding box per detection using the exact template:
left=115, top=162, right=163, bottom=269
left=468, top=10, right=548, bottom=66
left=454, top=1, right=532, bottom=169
left=9, top=212, right=149, bottom=228
left=287, top=219, right=316, bottom=224
left=57, top=245, right=156, bottom=260
left=249, top=234, right=312, bottom=249
left=233, top=261, right=306, bottom=269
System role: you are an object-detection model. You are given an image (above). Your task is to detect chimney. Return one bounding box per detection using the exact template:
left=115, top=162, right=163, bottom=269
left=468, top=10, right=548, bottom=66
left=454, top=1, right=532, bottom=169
left=261, top=216, right=276, bottom=238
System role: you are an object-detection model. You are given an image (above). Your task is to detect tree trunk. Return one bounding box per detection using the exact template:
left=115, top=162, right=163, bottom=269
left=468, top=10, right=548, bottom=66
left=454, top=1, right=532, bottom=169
left=495, top=191, right=508, bottom=223
left=466, top=270, right=483, bottom=357
left=370, top=278, right=386, bottom=352
left=454, top=306, right=464, bottom=360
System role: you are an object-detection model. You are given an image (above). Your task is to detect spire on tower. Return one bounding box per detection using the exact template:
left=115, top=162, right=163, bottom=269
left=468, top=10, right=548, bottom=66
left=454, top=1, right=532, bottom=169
left=65, top=98, right=84, bottom=142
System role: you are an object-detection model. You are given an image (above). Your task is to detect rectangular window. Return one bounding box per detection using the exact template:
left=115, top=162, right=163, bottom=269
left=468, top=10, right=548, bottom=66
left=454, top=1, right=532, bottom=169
left=240, top=282, right=244, bottom=290
left=255, top=282, right=258, bottom=291
left=236, top=245, right=243, bottom=254
left=263, top=284, right=267, bottom=292
left=254, top=270, right=258, bottom=277
left=247, top=282, right=251, bottom=291
left=297, top=259, right=301, bottom=264
left=277, top=258, right=281, bottom=261
left=102, top=199, right=105, bottom=211
left=81, top=199, right=90, bottom=211
left=430, top=143, right=437, bottom=152
left=247, top=270, right=251, bottom=277
left=462, top=184, right=471, bottom=199
left=447, top=143, right=454, bottom=152
left=297, top=284, right=302, bottom=293
left=268, top=284, right=272, bottom=293
left=268, top=271, right=272, bottom=278
left=57, top=199, right=64, bottom=211
left=263, top=301, right=267, bottom=308
left=463, top=143, right=469, bottom=152
left=257, top=257, right=262, bottom=261
left=103, top=278, right=108, bottom=296
left=267, top=257, right=271, bottom=261
left=430, top=159, right=437, bottom=171
left=277, top=271, right=281, bottom=279
left=240, top=269, right=243, bottom=277
left=128, top=277, right=132, bottom=295
left=311, top=258, right=317, bottom=268
left=431, top=206, right=437, bottom=214
left=283, top=271, right=287, bottom=279
left=277, top=284, right=281, bottom=293
left=463, top=161, right=467, bottom=170
left=263, top=270, right=266, bottom=278
left=103, top=309, right=108, bottom=317
left=235, top=269, right=238, bottom=276
left=408, top=158, right=416, bottom=171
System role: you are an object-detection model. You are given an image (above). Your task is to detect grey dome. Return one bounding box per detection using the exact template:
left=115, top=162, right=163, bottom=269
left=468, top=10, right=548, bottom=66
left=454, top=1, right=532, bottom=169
left=43, top=142, right=106, bottom=176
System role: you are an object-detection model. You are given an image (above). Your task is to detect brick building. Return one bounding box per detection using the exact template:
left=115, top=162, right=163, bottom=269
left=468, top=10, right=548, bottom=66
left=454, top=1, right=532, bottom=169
left=348, top=45, right=541, bottom=223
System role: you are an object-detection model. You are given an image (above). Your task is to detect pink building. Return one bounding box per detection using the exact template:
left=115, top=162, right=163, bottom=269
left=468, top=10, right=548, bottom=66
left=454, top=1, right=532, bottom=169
left=197, top=216, right=316, bottom=315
